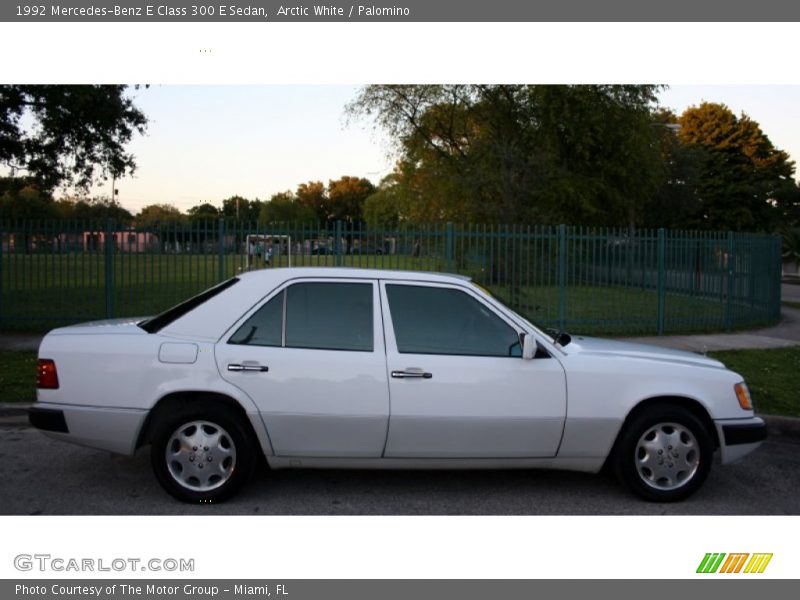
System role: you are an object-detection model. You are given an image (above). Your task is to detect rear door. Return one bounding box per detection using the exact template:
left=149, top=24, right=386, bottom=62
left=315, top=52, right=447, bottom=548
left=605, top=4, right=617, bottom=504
left=216, top=278, right=389, bottom=457
left=380, top=280, right=567, bottom=458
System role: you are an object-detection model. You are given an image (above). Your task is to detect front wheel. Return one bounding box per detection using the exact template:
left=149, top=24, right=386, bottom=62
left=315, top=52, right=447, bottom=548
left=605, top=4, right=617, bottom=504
left=613, top=405, right=714, bottom=502
left=150, top=403, right=258, bottom=503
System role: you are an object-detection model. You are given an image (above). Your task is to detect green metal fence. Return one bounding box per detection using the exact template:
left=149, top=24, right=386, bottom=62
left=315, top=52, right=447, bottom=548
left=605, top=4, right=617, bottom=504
left=0, top=220, right=783, bottom=335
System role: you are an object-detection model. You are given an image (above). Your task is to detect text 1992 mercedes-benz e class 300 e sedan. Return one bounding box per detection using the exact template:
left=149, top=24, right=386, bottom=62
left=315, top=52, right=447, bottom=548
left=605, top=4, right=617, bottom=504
left=29, top=268, right=766, bottom=503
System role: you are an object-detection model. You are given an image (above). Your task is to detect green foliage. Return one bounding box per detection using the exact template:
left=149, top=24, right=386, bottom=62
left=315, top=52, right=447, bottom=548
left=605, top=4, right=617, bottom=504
left=327, top=176, right=375, bottom=223
left=0, top=177, right=57, bottom=220
left=294, top=177, right=375, bottom=224
left=363, top=177, right=402, bottom=229
left=135, top=203, right=186, bottom=228
left=221, top=195, right=263, bottom=222
left=0, top=351, right=38, bottom=403
left=259, top=191, right=317, bottom=224
left=349, top=86, right=800, bottom=233
left=676, top=102, right=797, bottom=232
left=0, top=85, right=147, bottom=191
left=296, top=181, right=328, bottom=222
left=187, top=202, right=220, bottom=224
left=55, top=196, right=133, bottom=224
left=348, top=84, right=664, bottom=227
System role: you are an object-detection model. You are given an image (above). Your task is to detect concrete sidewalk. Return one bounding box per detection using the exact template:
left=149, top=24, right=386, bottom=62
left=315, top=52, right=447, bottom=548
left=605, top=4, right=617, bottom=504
left=625, top=282, right=800, bottom=352
left=625, top=306, right=800, bottom=352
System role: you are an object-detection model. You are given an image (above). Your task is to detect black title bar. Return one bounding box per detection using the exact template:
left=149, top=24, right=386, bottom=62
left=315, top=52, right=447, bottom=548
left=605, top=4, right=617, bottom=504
left=4, top=0, right=800, bottom=22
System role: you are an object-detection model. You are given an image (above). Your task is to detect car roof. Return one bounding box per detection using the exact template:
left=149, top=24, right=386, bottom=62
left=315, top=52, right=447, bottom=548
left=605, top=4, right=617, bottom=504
left=160, top=268, right=472, bottom=342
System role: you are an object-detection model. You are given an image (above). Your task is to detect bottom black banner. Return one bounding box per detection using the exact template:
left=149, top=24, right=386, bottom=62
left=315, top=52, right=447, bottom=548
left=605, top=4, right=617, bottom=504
left=2, top=580, right=795, bottom=600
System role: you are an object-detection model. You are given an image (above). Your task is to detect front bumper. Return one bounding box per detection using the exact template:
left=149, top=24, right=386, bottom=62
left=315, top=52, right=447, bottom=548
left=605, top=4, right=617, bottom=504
left=28, top=402, right=148, bottom=456
left=715, top=416, right=767, bottom=464
left=723, top=421, right=768, bottom=446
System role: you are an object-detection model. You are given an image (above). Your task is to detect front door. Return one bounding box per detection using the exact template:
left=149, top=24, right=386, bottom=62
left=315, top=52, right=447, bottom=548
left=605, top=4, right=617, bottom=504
left=380, top=281, right=567, bottom=458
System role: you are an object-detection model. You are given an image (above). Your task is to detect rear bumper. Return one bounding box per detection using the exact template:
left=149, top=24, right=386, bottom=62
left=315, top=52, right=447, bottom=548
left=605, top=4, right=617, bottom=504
left=715, top=417, right=766, bottom=464
left=29, top=402, right=148, bottom=456
left=29, top=406, right=69, bottom=433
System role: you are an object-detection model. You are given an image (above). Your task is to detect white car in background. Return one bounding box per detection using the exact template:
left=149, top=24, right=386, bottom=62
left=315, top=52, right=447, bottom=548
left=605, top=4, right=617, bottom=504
left=29, top=268, right=766, bottom=503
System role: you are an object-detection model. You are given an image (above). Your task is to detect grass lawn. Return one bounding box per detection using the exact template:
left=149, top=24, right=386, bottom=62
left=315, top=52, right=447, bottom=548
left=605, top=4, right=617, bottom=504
left=0, top=351, right=37, bottom=404
left=2, top=346, right=797, bottom=417
left=709, top=346, right=800, bottom=418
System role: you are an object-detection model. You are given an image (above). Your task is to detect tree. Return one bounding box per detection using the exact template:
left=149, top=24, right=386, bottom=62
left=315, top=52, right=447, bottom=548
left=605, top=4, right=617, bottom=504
left=55, top=196, right=134, bottom=224
left=135, top=204, right=186, bottom=228
left=187, top=202, right=220, bottom=224
left=363, top=175, right=403, bottom=229
left=0, top=85, right=147, bottom=191
left=0, top=177, right=57, bottom=220
left=640, top=109, right=708, bottom=229
left=221, top=195, right=262, bottom=222
left=347, top=84, right=664, bottom=226
left=327, top=176, right=375, bottom=223
left=296, top=181, right=328, bottom=222
left=259, top=191, right=317, bottom=224
left=676, top=102, right=797, bottom=231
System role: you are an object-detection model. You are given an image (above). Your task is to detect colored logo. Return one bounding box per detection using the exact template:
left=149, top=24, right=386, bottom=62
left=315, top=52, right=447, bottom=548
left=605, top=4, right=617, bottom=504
left=696, top=553, right=772, bottom=574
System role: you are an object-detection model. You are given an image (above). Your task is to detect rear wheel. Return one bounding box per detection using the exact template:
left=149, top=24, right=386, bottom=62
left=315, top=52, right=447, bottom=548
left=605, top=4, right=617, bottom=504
left=614, top=404, right=713, bottom=502
left=150, top=402, right=258, bottom=503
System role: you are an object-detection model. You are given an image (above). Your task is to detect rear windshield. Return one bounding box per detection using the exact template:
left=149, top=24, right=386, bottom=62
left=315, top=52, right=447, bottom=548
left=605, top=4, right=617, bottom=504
left=138, top=278, right=240, bottom=333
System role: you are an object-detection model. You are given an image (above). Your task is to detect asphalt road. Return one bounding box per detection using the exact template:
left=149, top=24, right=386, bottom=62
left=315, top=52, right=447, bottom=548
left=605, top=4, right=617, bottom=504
left=1, top=416, right=798, bottom=515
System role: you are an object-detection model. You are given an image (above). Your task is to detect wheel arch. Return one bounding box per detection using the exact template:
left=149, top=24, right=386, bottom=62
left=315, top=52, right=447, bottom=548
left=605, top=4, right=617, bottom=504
left=605, top=394, right=720, bottom=469
left=136, top=391, right=257, bottom=450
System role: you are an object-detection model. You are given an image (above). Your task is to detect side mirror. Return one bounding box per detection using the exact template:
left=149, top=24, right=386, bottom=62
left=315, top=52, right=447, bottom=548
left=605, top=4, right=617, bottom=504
left=521, top=333, right=536, bottom=360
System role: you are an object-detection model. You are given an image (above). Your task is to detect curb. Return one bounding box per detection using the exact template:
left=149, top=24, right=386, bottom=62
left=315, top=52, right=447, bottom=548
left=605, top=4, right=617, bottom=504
left=2, top=403, right=799, bottom=441
left=0, top=403, right=32, bottom=418
left=761, top=415, right=800, bottom=442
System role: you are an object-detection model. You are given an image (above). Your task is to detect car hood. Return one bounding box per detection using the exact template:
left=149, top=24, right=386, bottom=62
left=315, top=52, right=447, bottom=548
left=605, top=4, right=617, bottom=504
left=47, top=317, right=151, bottom=336
left=563, top=336, right=725, bottom=369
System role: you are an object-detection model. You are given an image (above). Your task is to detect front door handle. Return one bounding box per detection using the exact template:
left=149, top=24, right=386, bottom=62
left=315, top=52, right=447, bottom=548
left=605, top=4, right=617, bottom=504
left=391, top=368, right=432, bottom=379
left=227, top=363, right=269, bottom=372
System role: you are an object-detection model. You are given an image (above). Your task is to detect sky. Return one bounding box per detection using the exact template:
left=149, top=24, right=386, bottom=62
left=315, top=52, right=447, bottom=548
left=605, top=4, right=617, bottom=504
left=24, top=84, right=800, bottom=213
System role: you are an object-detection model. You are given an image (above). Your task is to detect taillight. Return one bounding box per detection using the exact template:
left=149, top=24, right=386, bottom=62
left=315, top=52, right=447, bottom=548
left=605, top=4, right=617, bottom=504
left=37, top=359, right=59, bottom=389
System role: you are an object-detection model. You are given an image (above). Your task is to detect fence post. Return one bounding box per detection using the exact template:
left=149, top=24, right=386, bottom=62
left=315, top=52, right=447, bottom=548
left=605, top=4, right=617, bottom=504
left=774, top=235, right=783, bottom=321
left=725, top=231, right=735, bottom=331
left=657, top=228, right=665, bottom=335
left=334, top=220, right=343, bottom=266
left=445, top=221, right=454, bottom=273
left=557, top=224, right=566, bottom=331
left=104, top=219, right=115, bottom=319
left=217, top=218, right=225, bottom=281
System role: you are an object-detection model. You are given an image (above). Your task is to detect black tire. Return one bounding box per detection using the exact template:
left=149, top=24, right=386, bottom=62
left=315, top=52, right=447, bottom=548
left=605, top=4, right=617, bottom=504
left=613, top=404, right=713, bottom=502
left=150, top=402, right=258, bottom=503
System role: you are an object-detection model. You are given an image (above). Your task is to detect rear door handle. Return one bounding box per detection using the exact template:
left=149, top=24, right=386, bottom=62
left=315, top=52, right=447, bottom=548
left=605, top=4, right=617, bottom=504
left=227, top=363, right=269, bottom=372
left=391, top=368, right=432, bottom=379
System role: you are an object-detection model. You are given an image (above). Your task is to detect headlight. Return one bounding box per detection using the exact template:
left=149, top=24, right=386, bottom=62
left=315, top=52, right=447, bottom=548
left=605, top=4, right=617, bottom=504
left=734, top=382, right=752, bottom=411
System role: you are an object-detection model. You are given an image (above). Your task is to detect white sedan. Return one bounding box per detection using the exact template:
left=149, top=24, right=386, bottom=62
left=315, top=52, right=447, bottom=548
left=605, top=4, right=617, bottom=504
left=29, top=268, right=766, bottom=503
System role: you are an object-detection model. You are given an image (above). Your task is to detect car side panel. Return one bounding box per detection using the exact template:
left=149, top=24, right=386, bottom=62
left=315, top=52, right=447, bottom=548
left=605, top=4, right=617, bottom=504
left=557, top=353, right=746, bottom=459
left=36, top=332, right=275, bottom=456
